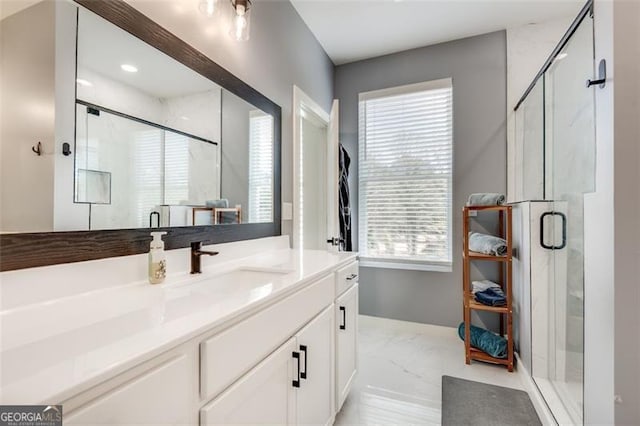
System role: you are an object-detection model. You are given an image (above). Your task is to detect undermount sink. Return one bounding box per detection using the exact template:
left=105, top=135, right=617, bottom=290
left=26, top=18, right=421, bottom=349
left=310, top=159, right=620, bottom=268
left=177, top=266, right=294, bottom=298
left=200, top=267, right=291, bottom=289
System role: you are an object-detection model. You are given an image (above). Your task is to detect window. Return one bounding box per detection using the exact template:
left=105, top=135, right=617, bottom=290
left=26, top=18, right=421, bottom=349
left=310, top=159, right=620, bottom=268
left=163, top=131, right=190, bottom=205
left=248, top=111, right=274, bottom=223
left=133, top=128, right=163, bottom=227
left=358, top=78, right=453, bottom=271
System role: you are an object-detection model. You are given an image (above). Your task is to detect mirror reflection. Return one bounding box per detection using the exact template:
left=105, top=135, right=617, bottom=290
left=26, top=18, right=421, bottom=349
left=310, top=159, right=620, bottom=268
left=0, top=1, right=275, bottom=233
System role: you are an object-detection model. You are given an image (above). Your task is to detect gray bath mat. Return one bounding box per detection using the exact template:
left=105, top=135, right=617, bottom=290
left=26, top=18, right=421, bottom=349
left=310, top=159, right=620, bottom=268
left=441, top=376, right=541, bottom=426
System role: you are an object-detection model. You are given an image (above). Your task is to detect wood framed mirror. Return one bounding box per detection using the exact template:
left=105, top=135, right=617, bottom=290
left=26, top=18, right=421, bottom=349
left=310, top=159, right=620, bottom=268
left=0, top=0, right=281, bottom=271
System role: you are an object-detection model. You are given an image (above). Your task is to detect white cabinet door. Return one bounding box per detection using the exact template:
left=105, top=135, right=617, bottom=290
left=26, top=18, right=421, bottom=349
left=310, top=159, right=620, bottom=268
left=200, top=273, right=334, bottom=401
left=335, top=283, right=358, bottom=411
left=295, top=305, right=334, bottom=425
left=200, top=337, right=296, bottom=425
left=66, top=354, right=195, bottom=425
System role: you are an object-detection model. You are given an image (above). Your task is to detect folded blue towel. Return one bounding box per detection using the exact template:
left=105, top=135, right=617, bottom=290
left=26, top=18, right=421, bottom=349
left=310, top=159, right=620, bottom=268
left=468, top=232, right=508, bottom=256
left=467, top=193, right=505, bottom=206
left=458, top=323, right=508, bottom=359
left=475, top=287, right=506, bottom=306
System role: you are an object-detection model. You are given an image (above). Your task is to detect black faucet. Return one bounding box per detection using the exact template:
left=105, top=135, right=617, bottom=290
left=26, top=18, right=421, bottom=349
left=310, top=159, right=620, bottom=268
left=190, top=241, right=219, bottom=274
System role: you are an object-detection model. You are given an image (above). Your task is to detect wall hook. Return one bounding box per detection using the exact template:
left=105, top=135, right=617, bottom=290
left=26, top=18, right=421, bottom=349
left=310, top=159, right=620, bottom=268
left=587, top=59, right=607, bottom=88
left=62, top=142, right=72, bottom=156
left=32, top=141, right=42, bottom=156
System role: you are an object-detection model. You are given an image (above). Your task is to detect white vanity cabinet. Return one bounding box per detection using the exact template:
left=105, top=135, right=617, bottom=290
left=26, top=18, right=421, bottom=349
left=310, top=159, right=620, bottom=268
left=199, top=274, right=334, bottom=401
left=200, top=337, right=297, bottom=425
left=295, top=305, right=335, bottom=425
left=61, top=259, right=358, bottom=425
left=335, top=262, right=359, bottom=411
left=65, top=351, right=199, bottom=425
left=201, top=305, right=335, bottom=426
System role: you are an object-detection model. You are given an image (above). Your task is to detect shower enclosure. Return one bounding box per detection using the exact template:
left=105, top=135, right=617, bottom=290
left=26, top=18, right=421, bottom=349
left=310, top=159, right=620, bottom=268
left=75, top=103, right=221, bottom=230
left=513, top=3, right=595, bottom=424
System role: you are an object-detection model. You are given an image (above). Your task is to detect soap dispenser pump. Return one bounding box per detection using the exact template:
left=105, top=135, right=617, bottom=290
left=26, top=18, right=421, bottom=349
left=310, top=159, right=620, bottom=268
left=149, top=231, right=167, bottom=284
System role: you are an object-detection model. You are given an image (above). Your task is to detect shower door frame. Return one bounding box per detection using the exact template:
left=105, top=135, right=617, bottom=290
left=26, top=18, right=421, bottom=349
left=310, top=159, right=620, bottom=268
left=513, top=1, right=595, bottom=425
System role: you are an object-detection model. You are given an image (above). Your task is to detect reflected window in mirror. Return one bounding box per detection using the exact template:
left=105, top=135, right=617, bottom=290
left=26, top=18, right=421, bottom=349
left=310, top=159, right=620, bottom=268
left=221, top=90, right=274, bottom=226
left=248, top=111, right=274, bottom=223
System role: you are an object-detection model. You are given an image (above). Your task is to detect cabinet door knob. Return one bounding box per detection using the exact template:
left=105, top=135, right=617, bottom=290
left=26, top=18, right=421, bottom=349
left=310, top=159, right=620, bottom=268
left=300, top=345, right=308, bottom=380
left=292, top=351, right=301, bottom=388
left=346, top=274, right=358, bottom=281
left=339, top=306, right=346, bottom=330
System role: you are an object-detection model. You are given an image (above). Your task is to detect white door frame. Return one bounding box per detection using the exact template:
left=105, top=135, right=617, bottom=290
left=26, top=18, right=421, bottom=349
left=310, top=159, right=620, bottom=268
left=292, top=85, right=331, bottom=249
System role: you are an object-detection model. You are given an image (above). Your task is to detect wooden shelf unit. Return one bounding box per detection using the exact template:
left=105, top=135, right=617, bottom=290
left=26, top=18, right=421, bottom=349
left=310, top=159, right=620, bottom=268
left=462, top=204, right=514, bottom=372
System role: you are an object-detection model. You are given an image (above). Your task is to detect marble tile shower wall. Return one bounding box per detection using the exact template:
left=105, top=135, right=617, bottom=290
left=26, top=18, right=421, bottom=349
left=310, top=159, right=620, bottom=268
left=66, top=67, right=223, bottom=229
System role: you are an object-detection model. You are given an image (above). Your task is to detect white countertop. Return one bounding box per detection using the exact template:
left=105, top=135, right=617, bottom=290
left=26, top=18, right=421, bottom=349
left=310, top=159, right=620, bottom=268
left=0, top=246, right=356, bottom=405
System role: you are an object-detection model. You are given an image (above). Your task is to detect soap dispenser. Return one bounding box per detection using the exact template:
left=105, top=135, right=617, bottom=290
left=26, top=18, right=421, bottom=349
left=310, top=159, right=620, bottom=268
left=149, top=231, right=167, bottom=284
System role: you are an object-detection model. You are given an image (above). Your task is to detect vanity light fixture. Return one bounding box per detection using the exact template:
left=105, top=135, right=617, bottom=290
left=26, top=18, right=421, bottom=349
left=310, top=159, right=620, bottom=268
left=199, top=0, right=218, bottom=17
left=76, top=78, right=93, bottom=87
left=120, top=64, right=138, bottom=73
left=198, top=0, right=252, bottom=41
left=230, top=0, right=251, bottom=41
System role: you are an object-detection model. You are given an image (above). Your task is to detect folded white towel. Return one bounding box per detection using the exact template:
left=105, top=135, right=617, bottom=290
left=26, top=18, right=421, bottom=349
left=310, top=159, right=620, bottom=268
left=471, top=280, right=501, bottom=294
left=467, top=193, right=505, bottom=206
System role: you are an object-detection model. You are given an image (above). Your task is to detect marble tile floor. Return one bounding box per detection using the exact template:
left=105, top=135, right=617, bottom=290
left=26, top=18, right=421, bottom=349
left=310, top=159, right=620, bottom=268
left=334, top=315, right=526, bottom=425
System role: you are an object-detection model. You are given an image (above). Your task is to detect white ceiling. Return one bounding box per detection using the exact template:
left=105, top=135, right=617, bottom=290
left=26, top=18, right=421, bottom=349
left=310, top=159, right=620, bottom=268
left=290, top=0, right=585, bottom=65
left=78, top=8, right=219, bottom=99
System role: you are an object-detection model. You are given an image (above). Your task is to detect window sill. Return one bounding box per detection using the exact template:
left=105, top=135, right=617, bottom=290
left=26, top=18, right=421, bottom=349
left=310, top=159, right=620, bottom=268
left=358, top=257, right=452, bottom=273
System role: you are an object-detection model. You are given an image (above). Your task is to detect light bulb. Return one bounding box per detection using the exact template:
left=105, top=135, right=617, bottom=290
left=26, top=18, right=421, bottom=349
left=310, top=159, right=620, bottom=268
left=198, top=0, right=217, bottom=17
left=234, top=14, right=247, bottom=40
left=230, top=2, right=250, bottom=41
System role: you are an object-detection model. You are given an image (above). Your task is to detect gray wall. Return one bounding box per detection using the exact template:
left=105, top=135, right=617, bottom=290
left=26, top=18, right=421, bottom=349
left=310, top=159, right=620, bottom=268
left=335, top=31, right=507, bottom=328
left=127, top=0, right=335, bottom=237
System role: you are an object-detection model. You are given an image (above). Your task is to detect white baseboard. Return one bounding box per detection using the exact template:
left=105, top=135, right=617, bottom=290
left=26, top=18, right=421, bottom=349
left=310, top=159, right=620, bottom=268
left=515, top=353, right=558, bottom=426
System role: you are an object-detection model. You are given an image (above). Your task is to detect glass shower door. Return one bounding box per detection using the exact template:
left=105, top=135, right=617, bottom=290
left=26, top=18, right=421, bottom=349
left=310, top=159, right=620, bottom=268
left=535, top=14, right=595, bottom=425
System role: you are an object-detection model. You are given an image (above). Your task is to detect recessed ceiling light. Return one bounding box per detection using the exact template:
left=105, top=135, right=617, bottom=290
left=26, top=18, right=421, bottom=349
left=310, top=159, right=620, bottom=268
left=120, top=64, right=138, bottom=73
left=180, top=116, right=190, bottom=121
left=76, top=78, right=93, bottom=87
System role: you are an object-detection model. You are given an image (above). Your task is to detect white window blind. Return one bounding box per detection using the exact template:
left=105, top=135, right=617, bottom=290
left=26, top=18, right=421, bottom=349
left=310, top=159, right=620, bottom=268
left=163, top=131, right=190, bottom=205
left=248, top=111, right=274, bottom=223
left=133, top=128, right=163, bottom=228
left=358, top=78, right=453, bottom=270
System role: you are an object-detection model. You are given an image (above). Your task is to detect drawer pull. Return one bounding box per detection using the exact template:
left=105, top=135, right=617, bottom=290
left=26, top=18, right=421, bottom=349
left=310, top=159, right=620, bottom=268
left=339, top=306, right=346, bottom=330
left=300, top=345, right=308, bottom=379
left=346, top=274, right=358, bottom=281
left=292, top=351, right=301, bottom=388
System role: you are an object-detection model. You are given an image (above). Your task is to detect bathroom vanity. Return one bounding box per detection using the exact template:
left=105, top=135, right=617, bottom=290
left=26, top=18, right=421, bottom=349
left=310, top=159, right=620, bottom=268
left=0, top=1, right=355, bottom=421
left=0, top=237, right=358, bottom=424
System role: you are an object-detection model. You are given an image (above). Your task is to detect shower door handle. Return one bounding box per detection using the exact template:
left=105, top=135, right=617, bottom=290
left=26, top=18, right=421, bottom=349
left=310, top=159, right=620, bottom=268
left=540, top=211, right=567, bottom=250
